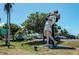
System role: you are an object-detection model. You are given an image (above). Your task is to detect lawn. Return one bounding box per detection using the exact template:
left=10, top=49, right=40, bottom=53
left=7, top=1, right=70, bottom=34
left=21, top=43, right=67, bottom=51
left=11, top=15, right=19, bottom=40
left=0, top=40, right=79, bottom=55
left=61, top=41, right=79, bottom=48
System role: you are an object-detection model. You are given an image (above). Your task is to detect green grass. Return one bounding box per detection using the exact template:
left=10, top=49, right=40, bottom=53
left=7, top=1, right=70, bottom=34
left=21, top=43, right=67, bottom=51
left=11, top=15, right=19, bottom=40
left=0, top=40, right=79, bottom=55
left=61, top=41, right=79, bottom=48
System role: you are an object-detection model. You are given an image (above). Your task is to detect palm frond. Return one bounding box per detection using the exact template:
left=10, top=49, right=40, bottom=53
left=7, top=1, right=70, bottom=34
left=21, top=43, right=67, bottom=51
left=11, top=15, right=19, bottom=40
left=4, top=3, right=14, bottom=12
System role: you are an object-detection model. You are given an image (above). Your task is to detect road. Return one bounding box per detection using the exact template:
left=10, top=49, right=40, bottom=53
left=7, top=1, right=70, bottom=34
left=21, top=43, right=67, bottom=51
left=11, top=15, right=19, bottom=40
left=27, top=39, right=79, bottom=42
left=61, top=39, right=79, bottom=41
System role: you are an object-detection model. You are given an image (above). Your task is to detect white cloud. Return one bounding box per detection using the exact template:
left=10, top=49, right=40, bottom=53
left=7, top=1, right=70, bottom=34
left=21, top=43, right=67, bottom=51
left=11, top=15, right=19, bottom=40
left=63, top=26, right=70, bottom=30
left=0, top=23, right=4, bottom=27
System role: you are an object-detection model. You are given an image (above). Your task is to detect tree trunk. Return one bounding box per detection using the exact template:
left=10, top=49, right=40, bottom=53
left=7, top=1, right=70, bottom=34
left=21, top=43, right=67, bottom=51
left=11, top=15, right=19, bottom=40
left=5, top=11, right=9, bottom=46
left=6, top=8, right=11, bottom=48
left=12, top=34, right=15, bottom=41
left=7, top=10, right=11, bottom=48
left=5, top=32, right=8, bottom=46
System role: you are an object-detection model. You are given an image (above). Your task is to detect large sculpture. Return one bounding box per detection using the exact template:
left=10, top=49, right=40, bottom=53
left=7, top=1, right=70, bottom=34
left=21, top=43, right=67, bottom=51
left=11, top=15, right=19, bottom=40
left=44, top=10, right=60, bottom=48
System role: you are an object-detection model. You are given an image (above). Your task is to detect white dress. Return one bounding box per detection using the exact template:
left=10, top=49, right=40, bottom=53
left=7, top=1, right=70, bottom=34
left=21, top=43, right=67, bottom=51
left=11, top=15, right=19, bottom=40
left=44, top=15, right=57, bottom=45
left=44, top=15, right=56, bottom=32
left=44, top=20, right=52, bottom=32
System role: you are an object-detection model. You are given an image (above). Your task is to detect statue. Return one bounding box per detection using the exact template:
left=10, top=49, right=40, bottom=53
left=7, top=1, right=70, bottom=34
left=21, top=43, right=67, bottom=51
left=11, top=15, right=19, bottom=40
left=44, top=10, right=60, bottom=48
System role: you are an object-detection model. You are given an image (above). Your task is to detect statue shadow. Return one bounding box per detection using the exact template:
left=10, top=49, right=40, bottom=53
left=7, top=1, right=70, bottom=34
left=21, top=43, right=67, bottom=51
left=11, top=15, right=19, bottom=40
left=47, top=45, right=76, bottom=50
left=22, top=41, right=46, bottom=46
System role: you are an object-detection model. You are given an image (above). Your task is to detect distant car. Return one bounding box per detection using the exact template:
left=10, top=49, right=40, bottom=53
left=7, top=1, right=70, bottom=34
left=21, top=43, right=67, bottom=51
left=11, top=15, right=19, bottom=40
left=34, top=33, right=42, bottom=39
left=59, top=36, right=66, bottom=39
left=55, top=35, right=66, bottom=41
left=24, top=34, right=33, bottom=40
left=27, top=33, right=43, bottom=39
left=15, top=34, right=24, bottom=41
left=55, top=35, right=66, bottom=40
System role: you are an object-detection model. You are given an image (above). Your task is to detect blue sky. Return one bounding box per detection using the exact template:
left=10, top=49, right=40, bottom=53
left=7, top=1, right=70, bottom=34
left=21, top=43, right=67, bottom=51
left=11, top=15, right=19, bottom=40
left=0, top=3, right=79, bottom=35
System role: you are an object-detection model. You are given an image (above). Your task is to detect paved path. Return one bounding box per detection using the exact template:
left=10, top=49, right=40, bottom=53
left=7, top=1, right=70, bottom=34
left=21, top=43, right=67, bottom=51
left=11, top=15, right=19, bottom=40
left=27, top=39, right=79, bottom=42
left=61, top=39, right=79, bottom=41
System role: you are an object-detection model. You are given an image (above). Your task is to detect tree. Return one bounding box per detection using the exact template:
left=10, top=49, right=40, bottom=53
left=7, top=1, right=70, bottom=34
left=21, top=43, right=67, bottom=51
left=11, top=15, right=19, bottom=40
left=59, top=28, right=71, bottom=39
left=77, top=34, right=79, bottom=39
left=4, top=3, right=14, bottom=48
left=3, top=23, right=20, bottom=41
left=22, top=12, right=48, bottom=42
left=60, top=29, right=68, bottom=36
left=54, top=24, right=61, bottom=36
left=22, top=12, right=48, bottom=34
left=67, top=34, right=76, bottom=39
left=10, top=24, right=20, bottom=41
left=0, top=27, right=7, bottom=40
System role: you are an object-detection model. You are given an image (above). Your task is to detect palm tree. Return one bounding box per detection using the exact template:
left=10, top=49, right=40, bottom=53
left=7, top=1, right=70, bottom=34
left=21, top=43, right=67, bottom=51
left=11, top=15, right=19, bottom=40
left=4, top=3, right=14, bottom=48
